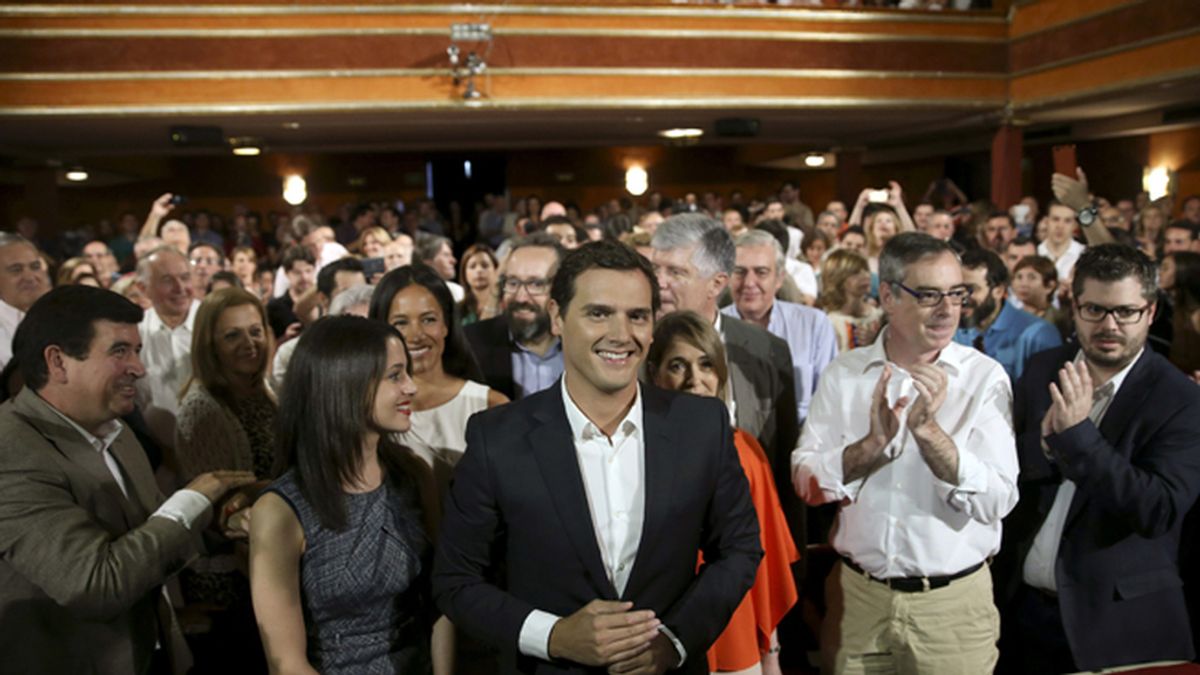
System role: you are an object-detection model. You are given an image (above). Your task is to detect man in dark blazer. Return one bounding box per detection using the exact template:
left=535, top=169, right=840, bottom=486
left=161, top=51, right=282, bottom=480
left=996, top=244, right=1200, bottom=673
left=649, top=214, right=802, bottom=547
left=0, top=286, right=254, bottom=675
left=434, top=241, right=762, bottom=674
left=464, top=234, right=566, bottom=400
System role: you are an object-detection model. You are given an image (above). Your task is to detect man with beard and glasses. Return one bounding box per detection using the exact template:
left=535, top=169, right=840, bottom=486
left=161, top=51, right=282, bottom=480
left=955, top=249, right=1060, bottom=382
left=463, top=234, right=566, bottom=400
left=994, top=244, right=1200, bottom=675
left=794, top=232, right=1018, bottom=674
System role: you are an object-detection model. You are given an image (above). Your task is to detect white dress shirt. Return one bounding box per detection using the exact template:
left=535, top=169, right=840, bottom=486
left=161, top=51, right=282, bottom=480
left=136, top=300, right=199, bottom=419
left=792, top=329, right=1019, bottom=578
left=518, top=380, right=687, bottom=665
left=1022, top=349, right=1141, bottom=592
left=0, top=298, right=24, bottom=370
left=1038, top=239, right=1087, bottom=282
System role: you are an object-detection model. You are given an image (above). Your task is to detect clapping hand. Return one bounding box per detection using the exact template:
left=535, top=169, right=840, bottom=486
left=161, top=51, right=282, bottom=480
left=906, top=363, right=948, bottom=435
left=548, top=600, right=660, bottom=667
left=1043, top=361, right=1094, bottom=436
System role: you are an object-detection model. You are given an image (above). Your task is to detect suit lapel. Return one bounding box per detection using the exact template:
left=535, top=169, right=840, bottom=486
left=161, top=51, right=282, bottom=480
left=109, top=433, right=158, bottom=521
left=623, top=387, right=676, bottom=600
left=530, top=390, right=618, bottom=599
left=1064, top=350, right=1154, bottom=529
left=14, top=389, right=145, bottom=530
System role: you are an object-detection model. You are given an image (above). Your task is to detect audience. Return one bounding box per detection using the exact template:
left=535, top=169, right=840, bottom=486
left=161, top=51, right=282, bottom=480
left=647, top=310, right=799, bottom=675
left=794, top=232, right=1018, bottom=674
left=997, top=244, right=1200, bottom=674
left=7, top=158, right=1200, bottom=675
left=0, top=285, right=254, bottom=674
left=250, top=316, right=438, bottom=673
left=174, top=287, right=276, bottom=672
left=955, top=249, right=1061, bottom=381
left=463, top=234, right=565, bottom=400
left=0, top=233, right=50, bottom=369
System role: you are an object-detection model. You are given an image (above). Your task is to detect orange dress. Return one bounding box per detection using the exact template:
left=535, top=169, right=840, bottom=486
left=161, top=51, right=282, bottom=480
left=703, top=429, right=801, bottom=672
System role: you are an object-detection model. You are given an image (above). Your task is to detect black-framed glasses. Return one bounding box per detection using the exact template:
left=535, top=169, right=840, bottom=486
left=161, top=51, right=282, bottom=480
left=892, top=282, right=970, bottom=308
left=1076, top=302, right=1152, bottom=324
left=501, top=276, right=551, bottom=296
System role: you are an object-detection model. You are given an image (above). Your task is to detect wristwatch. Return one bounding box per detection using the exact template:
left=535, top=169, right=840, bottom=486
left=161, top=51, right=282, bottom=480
left=1077, top=205, right=1098, bottom=227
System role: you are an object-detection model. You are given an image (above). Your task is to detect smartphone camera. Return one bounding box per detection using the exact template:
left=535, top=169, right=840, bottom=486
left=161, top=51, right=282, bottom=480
left=868, top=190, right=889, bottom=203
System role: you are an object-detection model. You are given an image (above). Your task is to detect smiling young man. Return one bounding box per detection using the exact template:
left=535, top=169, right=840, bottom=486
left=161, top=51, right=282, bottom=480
left=434, top=240, right=761, bottom=675
left=794, top=232, right=1018, bottom=674
left=996, top=244, right=1200, bottom=674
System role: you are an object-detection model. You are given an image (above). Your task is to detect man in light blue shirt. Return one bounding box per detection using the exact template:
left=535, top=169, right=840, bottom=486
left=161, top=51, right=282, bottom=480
left=722, top=229, right=839, bottom=423
left=955, top=248, right=1061, bottom=381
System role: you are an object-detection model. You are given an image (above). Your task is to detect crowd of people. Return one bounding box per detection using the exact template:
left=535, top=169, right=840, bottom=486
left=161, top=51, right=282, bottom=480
left=1, top=163, right=1199, bottom=675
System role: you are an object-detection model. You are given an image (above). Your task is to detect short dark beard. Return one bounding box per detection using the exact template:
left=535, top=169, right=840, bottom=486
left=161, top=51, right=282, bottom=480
left=960, top=294, right=999, bottom=331
left=504, top=301, right=551, bottom=344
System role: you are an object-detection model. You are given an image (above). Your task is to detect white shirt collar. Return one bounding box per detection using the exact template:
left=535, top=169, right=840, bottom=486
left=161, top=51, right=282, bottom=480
left=146, top=299, right=199, bottom=333
left=560, top=377, right=642, bottom=443
left=0, top=297, right=24, bottom=323
left=39, top=393, right=124, bottom=454
left=861, top=326, right=965, bottom=378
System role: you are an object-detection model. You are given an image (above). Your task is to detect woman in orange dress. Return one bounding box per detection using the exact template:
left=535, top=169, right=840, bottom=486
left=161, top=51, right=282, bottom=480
left=646, top=310, right=800, bottom=675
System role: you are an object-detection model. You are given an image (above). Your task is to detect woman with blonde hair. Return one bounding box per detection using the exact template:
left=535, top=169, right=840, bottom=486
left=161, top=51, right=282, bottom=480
left=457, top=244, right=500, bottom=324
left=646, top=311, right=798, bottom=675
left=54, top=256, right=97, bottom=287
left=819, top=249, right=883, bottom=351
left=355, top=225, right=393, bottom=260
left=174, top=286, right=278, bottom=671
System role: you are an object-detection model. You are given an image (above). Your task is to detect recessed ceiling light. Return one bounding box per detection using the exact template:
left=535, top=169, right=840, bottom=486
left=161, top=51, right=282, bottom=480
left=804, top=153, right=826, bottom=168
left=233, top=146, right=261, bottom=156
left=658, top=128, right=703, bottom=140
left=65, top=170, right=88, bottom=182
left=281, top=122, right=301, bottom=130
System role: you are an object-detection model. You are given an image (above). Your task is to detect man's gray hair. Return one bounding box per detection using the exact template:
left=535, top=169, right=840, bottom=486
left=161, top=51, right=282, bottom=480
left=0, top=232, right=32, bottom=250
left=136, top=245, right=188, bottom=284
left=651, top=213, right=735, bottom=277
left=734, top=229, right=786, bottom=275
left=878, top=231, right=959, bottom=287
left=330, top=283, right=375, bottom=316
left=416, top=233, right=452, bottom=264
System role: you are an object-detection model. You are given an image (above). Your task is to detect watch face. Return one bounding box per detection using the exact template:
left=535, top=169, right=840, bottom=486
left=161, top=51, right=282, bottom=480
left=1079, top=208, right=1096, bottom=225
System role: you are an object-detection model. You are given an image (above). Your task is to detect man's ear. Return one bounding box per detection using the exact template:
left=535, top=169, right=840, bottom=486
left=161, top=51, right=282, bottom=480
left=709, top=271, right=729, bottom=299
left=43, top=345, right=69, bottom=385
left=548, top=298, right=563, bottom=337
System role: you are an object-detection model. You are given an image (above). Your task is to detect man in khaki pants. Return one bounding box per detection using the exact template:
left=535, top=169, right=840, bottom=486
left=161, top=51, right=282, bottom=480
left=793, top=232, right=1019, bottom=674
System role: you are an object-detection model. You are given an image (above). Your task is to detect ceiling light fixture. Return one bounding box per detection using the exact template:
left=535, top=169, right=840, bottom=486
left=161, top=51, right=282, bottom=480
left=65, top=169, right=89, bottom=182
left=804, top=153, right=826, bottom=168
left=1144, top=166, right=1173, bottom=201
left=233, top=146, right=261, bottom=156
left=625, top=165, right=648, bottom=197
left=657, top=128, right=703, bottom=140
left=283, top=174, right=307, bottom=205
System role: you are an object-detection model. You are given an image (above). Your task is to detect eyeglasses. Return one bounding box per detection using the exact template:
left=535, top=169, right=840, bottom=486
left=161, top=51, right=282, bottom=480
left=501, top=276, right=550, bottom=296
left=1076, top=302, right=1152, bottom=324
left=892, top=282, right=970, bottom=308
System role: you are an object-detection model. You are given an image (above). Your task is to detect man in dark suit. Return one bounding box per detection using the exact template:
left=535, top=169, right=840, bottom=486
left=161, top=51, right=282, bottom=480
left=0, top=286, right=255, bottom=675
left=650, top=214, right=803, bottom=550
left=434, top=241, right=762, bottom=674
left=996, top=244, right=1200, bottom=673
left=464, top=234, right=566, bottom=400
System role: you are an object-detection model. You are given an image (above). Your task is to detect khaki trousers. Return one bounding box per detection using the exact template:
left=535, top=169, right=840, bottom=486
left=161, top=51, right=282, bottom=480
left=821, top=561, right=1000, bottom=675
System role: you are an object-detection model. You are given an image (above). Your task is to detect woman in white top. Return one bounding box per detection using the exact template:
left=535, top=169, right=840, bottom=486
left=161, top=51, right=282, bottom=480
left=369, top=264, right=507, bottom=480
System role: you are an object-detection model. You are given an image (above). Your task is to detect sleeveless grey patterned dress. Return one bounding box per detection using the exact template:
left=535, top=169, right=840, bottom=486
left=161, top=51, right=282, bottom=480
left=267, top=469, right=432, bottom=674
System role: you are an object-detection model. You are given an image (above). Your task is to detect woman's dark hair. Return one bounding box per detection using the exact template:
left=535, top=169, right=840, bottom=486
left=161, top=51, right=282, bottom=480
left=457, top=244, right=498, bottom=320
left=276, top=315, right=415, bottom=531
left=368, top=264, right=478, bottom=380
left=1169, top=251, right=1200, bottom=309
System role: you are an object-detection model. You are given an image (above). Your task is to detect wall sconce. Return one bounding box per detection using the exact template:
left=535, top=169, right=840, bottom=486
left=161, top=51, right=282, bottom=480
left=283, top=174, right=307, bottom=205
left=625, top=165, right=649, bottom=196
left=1143, top=165, right=1174, bottom=201
left=448, top=23, right=491, bottom=101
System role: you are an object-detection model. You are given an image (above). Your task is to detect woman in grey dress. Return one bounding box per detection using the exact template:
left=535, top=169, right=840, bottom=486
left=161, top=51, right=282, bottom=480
left=250, top=316, right=437, bottom=674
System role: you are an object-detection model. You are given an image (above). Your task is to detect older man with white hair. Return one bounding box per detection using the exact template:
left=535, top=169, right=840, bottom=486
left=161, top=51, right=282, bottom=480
left=134, top=245, right=200, bottom=446
left=0, top=233, right=50, bottom=368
